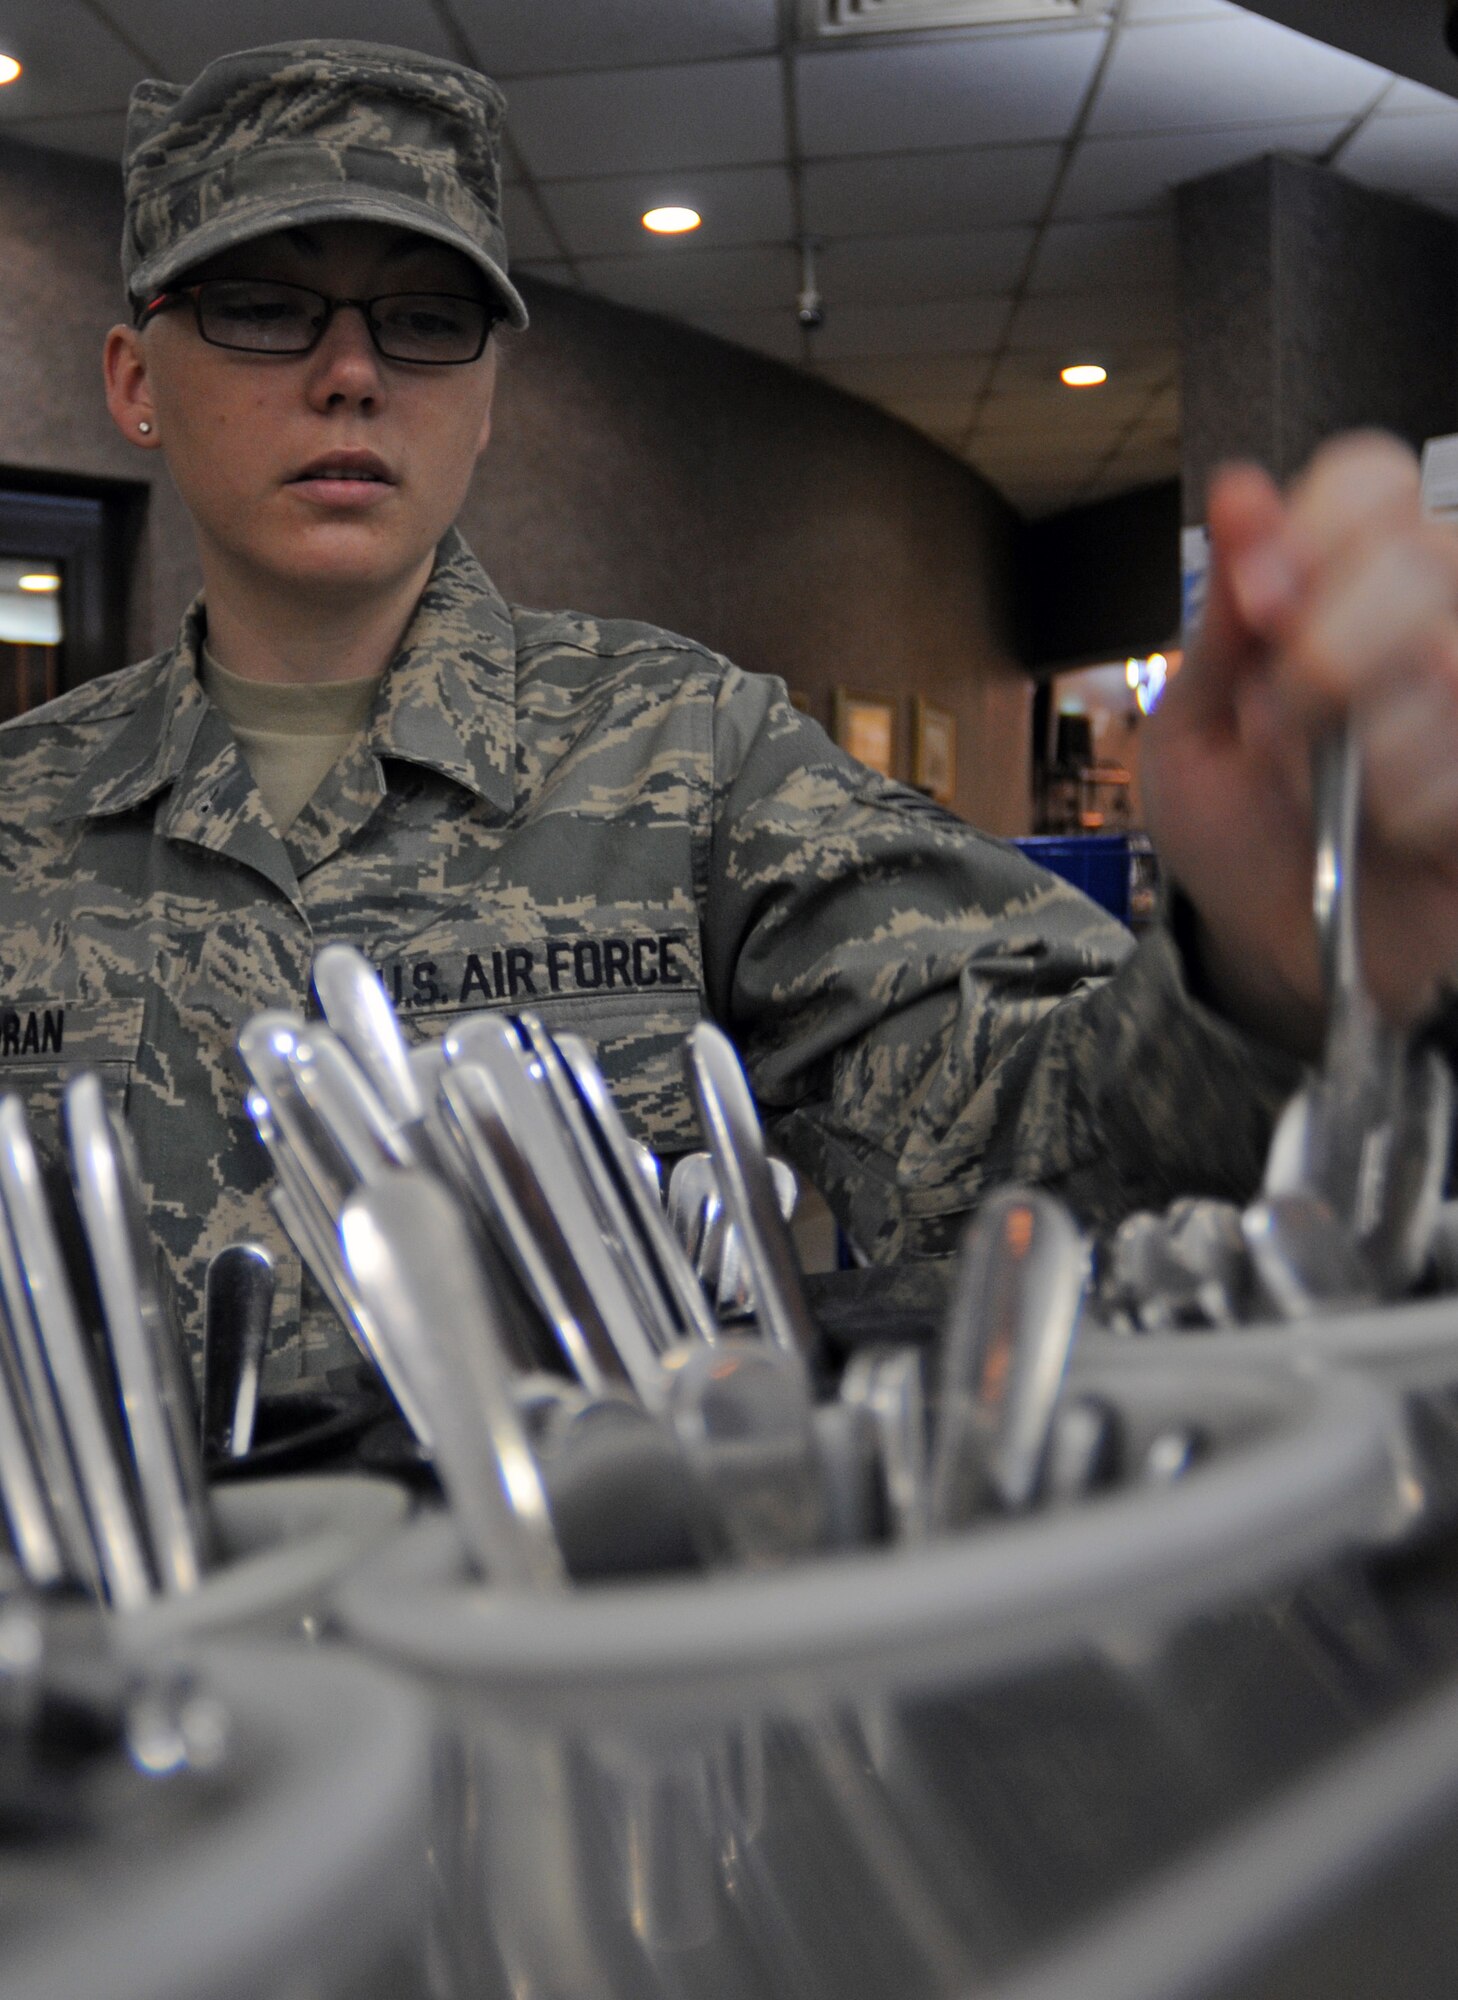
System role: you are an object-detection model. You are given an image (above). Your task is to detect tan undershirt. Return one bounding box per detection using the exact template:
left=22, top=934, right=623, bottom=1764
left=200, top=645, right=382, bottom=835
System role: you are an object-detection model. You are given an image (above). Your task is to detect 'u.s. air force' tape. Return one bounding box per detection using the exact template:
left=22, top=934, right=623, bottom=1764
left=377, top=930, right=693, bottom=1011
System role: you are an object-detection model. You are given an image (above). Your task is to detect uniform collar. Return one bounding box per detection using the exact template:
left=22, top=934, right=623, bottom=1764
left=57, top=529, right=520, bottom=824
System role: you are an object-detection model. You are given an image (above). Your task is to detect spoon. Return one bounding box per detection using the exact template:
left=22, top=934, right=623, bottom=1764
left=201, top=1243, right=275, bottom=1461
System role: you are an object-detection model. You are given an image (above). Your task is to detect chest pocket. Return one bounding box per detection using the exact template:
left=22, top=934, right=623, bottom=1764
left=0, top=997, right=148, bottom=1140
left=408, top=987, right=706, bottom=1155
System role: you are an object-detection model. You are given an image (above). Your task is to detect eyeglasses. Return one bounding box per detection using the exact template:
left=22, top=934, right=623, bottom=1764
left=136, top=279, right=499, bottom=365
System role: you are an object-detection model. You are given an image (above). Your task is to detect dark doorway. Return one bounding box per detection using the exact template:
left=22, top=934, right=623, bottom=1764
left=0, top=478, right=145, bottom=720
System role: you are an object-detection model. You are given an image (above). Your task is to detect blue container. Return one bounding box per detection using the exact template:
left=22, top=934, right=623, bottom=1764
left=1012, top=834, right=1132, bottom=925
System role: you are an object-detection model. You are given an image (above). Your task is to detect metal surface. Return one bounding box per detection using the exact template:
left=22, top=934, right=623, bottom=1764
left=64, top=1075, right=215, bottom=1595
left=1242, top=1194, right=1377, bottom=1322
left=340, top=1175, right=567, bottom=1590
left=442, top=1015, right=662, bottom=1400
left=657, top=1336, right=826, bottom=1566
left=931, top=1187, right=1089, bottom=1524
left=202, top=1244, right=276, bottom=1461
left=839, top=1345, right=929, bottom=1543
left=682, top=1024, right=820, bottom=1364
left=312, top=941, right=425, bottom=1129
left=0, top=1096, right=153, bottom=1609
left=550, top=1027, right=720, bottom=1348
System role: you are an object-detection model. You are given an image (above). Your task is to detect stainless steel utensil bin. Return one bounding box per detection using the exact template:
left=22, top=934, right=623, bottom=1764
left=112, top=1473, right=411, bottom=1652
left=333, top=1357, right=1407, bottom=2000
left=0, top=1641, right=434, bottom=2000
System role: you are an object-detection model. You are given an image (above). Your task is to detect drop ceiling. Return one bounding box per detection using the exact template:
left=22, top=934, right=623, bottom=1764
left=0, top=0, right=1455, bottom=516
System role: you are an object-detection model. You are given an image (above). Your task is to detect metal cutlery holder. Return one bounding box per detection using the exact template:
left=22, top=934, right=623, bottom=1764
left=333, top=1356, right=1405, bottom=2000
left=0, top=1639, right=434, bottom=2000
left=109, top=1474, right=411, bottom=1653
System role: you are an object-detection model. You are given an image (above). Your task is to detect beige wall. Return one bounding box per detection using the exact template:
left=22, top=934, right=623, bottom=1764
left=0, top=134, right=1033, bottom=834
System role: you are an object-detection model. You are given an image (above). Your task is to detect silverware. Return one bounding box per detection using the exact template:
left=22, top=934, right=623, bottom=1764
left=838, top=1345, right=929, bottom=1542
left=0, top=1327, right=64, bottom=1587
left=312, top=941, right=425, bottom=1128
left=340, top=1174, right=567, bottom=1589
left=0, top=1096, right=153, bottom=1609
left=550, top=1028, right=719, bottom=1347
left=682, top=1024, right=819, bottom=1364
left=0, top=1176, right=100, bottom=1594
left=1242, top=1192, right=1377, bottom=1320
left=201, top=1243, right=275, bottom=1460
left=930, top=1185, right=1088, bottom=1526
left=1265, top=727, right=1451, bottom=1293
left=656, top=1336, right=825, bottom=1565
left=442, top=1014, right=663, bottom=1400
left=64, top=1075, right=215, bottom=1594
left=1043, top=1394, right=1116, bottom=1504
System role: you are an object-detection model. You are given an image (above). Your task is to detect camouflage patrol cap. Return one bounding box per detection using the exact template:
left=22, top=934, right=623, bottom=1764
left=121, top=40, right=527, bottom=329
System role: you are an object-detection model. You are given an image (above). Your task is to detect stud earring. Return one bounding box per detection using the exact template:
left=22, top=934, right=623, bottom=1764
left=138, top=421, right=153, bottom=435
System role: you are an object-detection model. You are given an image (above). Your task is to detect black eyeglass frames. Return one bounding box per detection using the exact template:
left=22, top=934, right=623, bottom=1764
left=136, top=278, right=500, bottom=365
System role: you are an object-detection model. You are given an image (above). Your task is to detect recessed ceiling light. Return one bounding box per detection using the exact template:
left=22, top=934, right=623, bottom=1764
left=642, top=206, right=701, bottom=235
left=17, top=573, right=59, bottom=594
left=0, top=54, right=21, bottom=86
left=1060, top=363, right=1108, bottom=389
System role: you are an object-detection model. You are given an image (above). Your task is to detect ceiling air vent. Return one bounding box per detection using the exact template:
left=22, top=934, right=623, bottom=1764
left=808, top=0, right=1106, bottom=35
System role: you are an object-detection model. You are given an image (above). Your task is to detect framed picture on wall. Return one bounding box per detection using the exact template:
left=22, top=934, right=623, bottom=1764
left=912, top=697, right=957, bottom=806
left=832, top=687, right=897, bottom=779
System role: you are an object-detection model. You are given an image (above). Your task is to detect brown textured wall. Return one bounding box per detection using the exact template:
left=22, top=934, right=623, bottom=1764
left=0, top=137, right=1032, bottom=834
left=0, top=136, right=196, bottom=657
left=1177, top=153, right=1458, bottom=521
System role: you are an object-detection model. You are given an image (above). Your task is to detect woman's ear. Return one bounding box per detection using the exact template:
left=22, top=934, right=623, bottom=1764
left=103, top=323, right=162, bottom=448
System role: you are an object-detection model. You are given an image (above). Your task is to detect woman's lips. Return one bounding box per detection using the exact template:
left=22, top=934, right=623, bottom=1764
left=287, top=473, right=397, bottom=508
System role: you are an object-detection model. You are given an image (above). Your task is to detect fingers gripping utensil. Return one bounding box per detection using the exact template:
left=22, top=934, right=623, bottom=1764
left=0, top=1096, right=153, bottom=1609
left=201, top=1244, right=275, bottom=1461
left=1266, top=727, right=1452, bottom=1292
left=929, top=1186, right=1089, bottom=1528
left=682, top=1024, right=820, bottom=1365
left=312, top=942, right=424, bottom=1129
left=64, top=1075, right=216, bottom=1594
left=341, top=1175, right=567, bottom=1590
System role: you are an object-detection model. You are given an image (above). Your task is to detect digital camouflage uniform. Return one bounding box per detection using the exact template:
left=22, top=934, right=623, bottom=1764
left=0, top=531, right=1299, bottom=1387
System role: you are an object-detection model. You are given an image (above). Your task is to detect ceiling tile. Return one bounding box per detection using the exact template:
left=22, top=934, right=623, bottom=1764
left=513, top=262, right=581, bottom=291
left=450, top=0, right=779, bottom=76
left=676, top=307, right=806, bottom=365
left=808, top=296, right=1014, bottom=360
left=580, top=242, right=799, bottom=315
left=821, top=226, right=1033, bottom=304
left=975, top=386, right=1156, bottom=433
left=1, top=108, right=126, bottom=158
left=1338, top=108, right=1458, bottom=201
left=794, top=28, right=1105, bottom=159
left=538, top=166, right=794, bottom=260
left=1029, top=215, right=1177, bottom=291
left=504, top=57, right=784, bottom=180
left=502, top=185, right=567, bottom=264
left=1090, top=14, right=1389, bottom=137
left=804, top=145, right=1062, bottom=236
left=1056, top=118, right=1349, bottom=218
left=1009, top=288, right=1178, bottom=348
left=84, top=0, right=453, bottom=81
left=877, top=394, right=982, bottom=436
left=0, top=0, right=143, bottom=118
left=819, top=355, right=993, bottom=401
